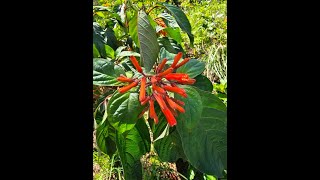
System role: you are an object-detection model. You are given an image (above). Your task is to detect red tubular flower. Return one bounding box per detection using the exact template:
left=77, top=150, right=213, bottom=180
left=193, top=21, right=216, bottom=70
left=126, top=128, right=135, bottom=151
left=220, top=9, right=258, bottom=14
left=156, top=67, right=174, bottom=77
left=151, top=76, right=157, bottom=84
left=171, top=52, right=183, bottom=68
left=118, top=80, right=139, bottom=93
left=139, top=77, right=146, bottom=102
left=116, top=75, right=134, bottom=83
left=129, top=56, right=143, bottom=73
left=174, top=58, right=190, bottom=69
left=162, top=108, right=177, bottom=126
left=177, top=78, right=196, bottom=85
left=115, top=51, right=194, bottom=127
left=153, top=93, right=167, bottom=110
left=156, top=58, right=168, bottom=73
left=171, top=98, right=185, bottom=106
left=165, top=96, right=185, bottom=113
left=140, top=96, right=150, bottom=106
left=162, top=85, right=187, bottom=98
left=167, top=104, right=178, bottom=117
left=149, top=99, right=158, bottom=124
left=152, top=84, right=166, bottom=94
left=164, top=73, right=189, bottom=81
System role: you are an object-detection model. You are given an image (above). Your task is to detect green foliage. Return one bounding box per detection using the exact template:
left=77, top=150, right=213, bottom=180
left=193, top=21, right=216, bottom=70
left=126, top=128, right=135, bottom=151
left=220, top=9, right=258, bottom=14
left=192, top=75, right=214, bottom=92
left=107, top=90, right=146, bottom=134
left=129, top=12, right=139, bottom=47
left=93, top=0, right=227, bottom=179
left=176, top=86, right=227, bottom=178
left=180, top=0, right=227, bottom=86
left=175, top=85, right=203, bottom=129
left=116, top=119, right=150, bottom=180
left=93, top=152, right=124, bottom=180
left=160, top=2, right=194, bottom=45
left=137, top=10, right=160, bottom=72
left=176, top=59, right=206, bottom=78
left=93, top=58, right=125, bottom=86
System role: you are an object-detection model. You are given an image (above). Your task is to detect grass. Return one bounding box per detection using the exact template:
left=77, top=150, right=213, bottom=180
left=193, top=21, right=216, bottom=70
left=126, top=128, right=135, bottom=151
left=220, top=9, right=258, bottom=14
left=180, top=0, right=227, bottom=84
left=202, top=43, right=227, bottom=83
left=93, top=151, right=124, bottom=180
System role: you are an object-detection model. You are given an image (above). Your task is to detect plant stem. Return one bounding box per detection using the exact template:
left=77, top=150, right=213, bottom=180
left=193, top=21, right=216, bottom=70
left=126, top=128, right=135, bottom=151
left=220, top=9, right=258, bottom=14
left=144, top=118, right=155, bottom=153
left=146, top=5, right=162, bottom=14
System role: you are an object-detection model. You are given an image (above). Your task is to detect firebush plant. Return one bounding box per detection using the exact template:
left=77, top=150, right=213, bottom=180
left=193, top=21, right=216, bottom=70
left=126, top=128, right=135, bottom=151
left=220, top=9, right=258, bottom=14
left=93, top=0, right=227, bottom=179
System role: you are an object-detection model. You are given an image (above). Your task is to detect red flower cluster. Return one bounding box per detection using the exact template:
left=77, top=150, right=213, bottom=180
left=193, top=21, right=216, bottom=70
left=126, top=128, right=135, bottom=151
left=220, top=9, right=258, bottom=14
left=116, top=52, right=195, bottom=126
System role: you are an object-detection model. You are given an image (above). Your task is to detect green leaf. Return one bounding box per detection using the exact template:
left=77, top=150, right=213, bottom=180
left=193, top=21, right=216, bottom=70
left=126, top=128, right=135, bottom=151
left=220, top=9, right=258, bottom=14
left=195, top=87, right=227, bottom=112
left=93, top=58, right=125, bottom=86
left=116, top=51, right=140, bottom=59
left=96, top=122, right=117, bottom=156
left=116, top=119, right=150, bottom=180
left=158, top=37, right=184, bottom=54
left=147, top=15, right=158, bottom=29
left=93, top=44, right=100, bottom=58
left=129, top=12, right=140, bottom=47
left=154, top=123, right=170, bottom=142
left=204, top=174, right=217, bottom=180
left=161, top=3, right=194, bottom=45
left=176, top=87, right=227, bottom=178
left=164, top=27, right=182, bottom=44
left=104, top=28, right=118, bottom=50
left=154, top=129, right=186, bottom=162
left=137, top=10, right=160, bottom=72
left=94, top=102, right=117, bottom=156
left=115, top=46, right=127, bottom=56
left=96, top=11, right=105, bottom=18
left=176, top=59, right=205, bottom=78
left=93, top=6, right=112, bottom=12
left=155, top=25, right=166, bottom=33
left=105, top=45, right=115, bottom=59
left=192, top=75, right=213, bottom=92
left=107, top=90, right=145, bottom=134
left=158, top=13, right=179, bottom=28
left=96, top=120, right=109, bottom=153
left=93, top=22, right=107, bottom=58
left=174, top=85, right=203, bottom=130
left=159, top=47, right=176, bottom=64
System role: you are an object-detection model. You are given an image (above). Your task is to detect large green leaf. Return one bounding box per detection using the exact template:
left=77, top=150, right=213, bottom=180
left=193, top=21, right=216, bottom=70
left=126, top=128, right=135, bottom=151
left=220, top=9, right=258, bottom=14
left=93, top=44, right=100, bottom=58
left=154, top=129, right=186, bottom=162
left=176, top=59, right=205, bottom=78
left=159, top=47, right=176, bottom=64
left=116, top=119, right=150, bottom=180
left=176, top=87, right=227, bottom=178
left=137, top=10, right=160, bottom=72
left=96, top=121, right=117, bottom=156
left=94, top=94, right=117, bottom=156
left=149, top=105, right=187, bottom=162
left=104, top=27, right=118, bottom=50
left=129, top=12, right=140, bottom=47
left=158, top=37, right=184, bottom=54
left=104, top=45, right=115, bottom=59
left=158, top=13, right=179, bottom=28
left=161, top=3, right=194, bottom=45
left=96, top=120, right=108, bottom=153
left=116, top=51, right=140, bottom=60
left=93, top=22, right=107, bottom=58
left=174, top=85, right=203, bottom=130
left=107, top=90, right=145, bottom=134
left=194, top=87, right=226, bottom=112
left=93, top=58, right=125, bottom=86
left=192, top=75, right=213, bottom=92
left=164, top=27, right=182, bottom=44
